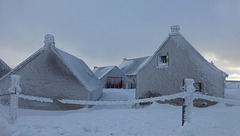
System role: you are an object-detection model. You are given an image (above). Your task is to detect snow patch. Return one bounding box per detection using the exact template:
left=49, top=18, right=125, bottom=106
left=19, top=94, right=53, bottom=103
left=0, top=117, right=20, bottom=136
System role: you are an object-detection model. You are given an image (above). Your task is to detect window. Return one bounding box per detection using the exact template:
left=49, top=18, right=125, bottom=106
left=157, top=54, right=168, bottom=67
left=194, top=83, right=202, bottom=92
left=161, top=56, right=167, bottom=63
left=106, top=77, right=123, bottom=88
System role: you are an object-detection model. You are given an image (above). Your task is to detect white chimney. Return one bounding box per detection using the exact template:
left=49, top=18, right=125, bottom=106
left=44, top=34, right=55, bottom=49
left=171, top=25, right=180, bottom=33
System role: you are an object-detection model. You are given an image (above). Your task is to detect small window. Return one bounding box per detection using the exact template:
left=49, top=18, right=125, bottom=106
left=157, top=54, right=168, bottom=67
left=160, top=56, right=167, bottom=63
left=194, top=83, right=202, bottom=92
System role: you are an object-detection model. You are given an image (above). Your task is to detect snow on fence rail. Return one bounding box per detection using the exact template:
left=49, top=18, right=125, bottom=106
left=194, top=93, right=240, bottom=105
left=59, top=92, right=186, bottom=105
left=2, top=77, right=240, bottom=126
left=19, top=94, right=53, bottom=103
left=15, top=92, right=240, bottom=106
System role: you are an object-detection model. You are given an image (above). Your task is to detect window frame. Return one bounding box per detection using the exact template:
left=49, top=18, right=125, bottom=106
left=157, top=54, right=169, bottom=68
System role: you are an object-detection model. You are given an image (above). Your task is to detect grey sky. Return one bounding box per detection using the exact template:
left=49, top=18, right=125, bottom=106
left=0, top=0, right=240, bottom=80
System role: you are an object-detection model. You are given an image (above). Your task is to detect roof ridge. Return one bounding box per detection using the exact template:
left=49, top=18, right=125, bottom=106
left=135, top=34, right=171, bottom=74
left=51, top=47, right=89, bottom=90
left=93, top=66, right=116, bottom=79
left=99, top=66, right=115, bottom=79
left=52, top=47, right=101, bottom=91
left=95, top=65, right=116, bottom=69
left=0, top=59, right=10, bottom=68
left=177, top=33, right=228, bottom=77
left=124, top=56, right=150, bottom=61
left=0, top=48, right=45, bottom=81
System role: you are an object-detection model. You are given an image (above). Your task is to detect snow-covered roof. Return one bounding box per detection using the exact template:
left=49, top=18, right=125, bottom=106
left=0, top=59, right=11, bottom=78
left=118, top=56, right=150, bottom=76
left=53, top=48, right=101, bottom=91
left=208, top=61, right=228, bottom=77
left=0, top=34, right=101, bottom=92
left=92, top=66, right=115, bottom=79
left=0, top=48, right=45, bottom=81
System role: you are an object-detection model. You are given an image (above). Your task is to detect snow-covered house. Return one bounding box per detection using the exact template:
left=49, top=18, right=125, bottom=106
left=93, top=66, right=129, bottom=89
left=135, top=26, right=227, bottom=105
left=0, top=34, right=102, bottom=110
left=119, top=57, right=150, bottom=88
left=0, top=59, right=11, bottom=78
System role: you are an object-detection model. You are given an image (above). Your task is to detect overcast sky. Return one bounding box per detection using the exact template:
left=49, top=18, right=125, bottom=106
left=0, top=0, right=240, bottom=80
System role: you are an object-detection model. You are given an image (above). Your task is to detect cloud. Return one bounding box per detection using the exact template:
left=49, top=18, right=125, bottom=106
left=0, top=1, right=240, bottom=81
left=202, top=52, right=229, bottom=65
left=227, top=74, right=240, bottom=81
left=202, top=51, right=240, bottom=80
left=0, top=47, right=33, bottom=68
left=227, top=67, right=240, bottom=72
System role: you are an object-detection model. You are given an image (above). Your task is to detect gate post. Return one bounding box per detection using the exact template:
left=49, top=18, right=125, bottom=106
left=181, top=78, right=195, bottom=126
left=8, top=75, right=22, bottom=124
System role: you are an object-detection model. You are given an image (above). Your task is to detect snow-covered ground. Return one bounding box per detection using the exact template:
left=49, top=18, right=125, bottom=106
left=0, top=88, right=240, bottom=136
left=225, top=88, right=240, bottom=100
left=226, top=81, right=240, bottom=89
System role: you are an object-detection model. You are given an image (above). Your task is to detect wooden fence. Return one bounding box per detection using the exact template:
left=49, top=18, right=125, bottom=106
left=2, top=76, right=240, bottom=126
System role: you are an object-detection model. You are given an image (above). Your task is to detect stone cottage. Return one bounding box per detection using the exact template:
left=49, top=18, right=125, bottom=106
left=0, top=34, right=103, bottom=110
left=132, top=26, right=227, bottom=105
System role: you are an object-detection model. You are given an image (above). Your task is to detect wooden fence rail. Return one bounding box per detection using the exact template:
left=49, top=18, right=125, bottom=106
left=2, top=77, right=240, bottom=126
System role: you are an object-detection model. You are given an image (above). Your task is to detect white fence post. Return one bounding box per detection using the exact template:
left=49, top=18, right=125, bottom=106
left=8, top=75, right=22, bottom=124
left=181, top=78, right=195, bottom=126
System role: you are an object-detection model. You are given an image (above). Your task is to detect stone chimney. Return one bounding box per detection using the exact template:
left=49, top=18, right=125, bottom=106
left=44, top=34, right=55, bottom=49
left=171, top=25, right=180, bottom=33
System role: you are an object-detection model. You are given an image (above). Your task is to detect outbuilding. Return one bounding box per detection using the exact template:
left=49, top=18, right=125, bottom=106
left=93, top=66, right=129, bottom=89
left=119, top=56, right=150, bottom=88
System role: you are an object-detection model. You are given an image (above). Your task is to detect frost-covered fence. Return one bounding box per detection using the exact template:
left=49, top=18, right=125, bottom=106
left=194, top=93, right=240, bottom=105
left=8, top=75, right=22, bottom=124
left=180, top=78, right=240, bottom=126
left=59, top=92, right=186, bottom=105
left=181, top=79, right=195, bottom=126
left=0, top=75, right=22, bottom=124
left=19, top=94, right=53, bottom=103
left=7, top=77, right=240, bottom=126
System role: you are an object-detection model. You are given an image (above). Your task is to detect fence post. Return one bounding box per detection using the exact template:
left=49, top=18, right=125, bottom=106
left=181, top=78, right=195, bottom=126
left=8, top=75, right=22, bottom=124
